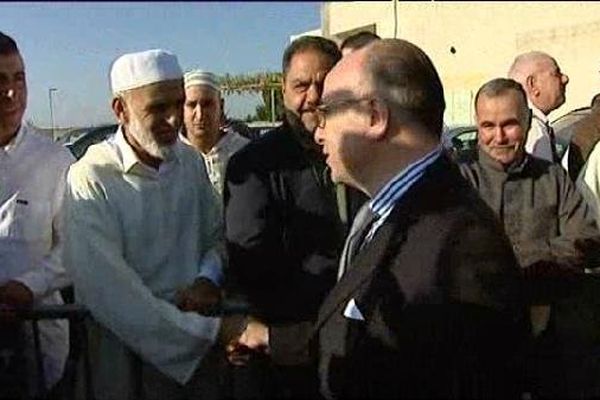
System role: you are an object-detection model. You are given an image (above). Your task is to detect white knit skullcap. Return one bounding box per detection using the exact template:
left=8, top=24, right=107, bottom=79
left=110, top=49, right=183, bottom=94
left=184, top=69, right=220, bottom=92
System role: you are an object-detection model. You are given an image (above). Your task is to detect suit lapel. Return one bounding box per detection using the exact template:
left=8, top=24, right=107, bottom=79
left=314, top=196, right=413, bottom=331
left=314, top=154, right=460, bottom=332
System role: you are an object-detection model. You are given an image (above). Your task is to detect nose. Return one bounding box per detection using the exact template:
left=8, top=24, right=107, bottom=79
left=1, top=88, right=14, bottom=99
left=314, top=125, right=325, bottom=146
left=562, top=73, right=569, bottom=85
left=306, top=83, right=320, bottom=107
left=493, top=126, right=507, bottom=142
left=194, top=104, right=203, bottom=121
left=167, top=109, right=182, bottom=129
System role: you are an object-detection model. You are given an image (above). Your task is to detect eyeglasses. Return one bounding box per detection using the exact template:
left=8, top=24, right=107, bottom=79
left=315, top=97, right=372, bottom=129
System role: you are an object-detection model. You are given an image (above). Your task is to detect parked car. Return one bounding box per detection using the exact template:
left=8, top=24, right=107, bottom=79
left=66, top=124, right=118, bottom=159
left=246, top=120, right=282, bottom=137
left=56, top=127, right=90, bottom=146
left=443, top=125, right=478, bottom=161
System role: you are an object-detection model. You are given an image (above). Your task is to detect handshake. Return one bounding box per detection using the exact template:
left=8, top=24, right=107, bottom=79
left=175, top=278, right=270, bottom=366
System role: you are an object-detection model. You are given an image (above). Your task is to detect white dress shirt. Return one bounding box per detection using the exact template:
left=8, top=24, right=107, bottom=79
left=65, top=127, right=223, bottom=385
left=181, top=129, right=249, bottom=195
left=526, top=103, right=555, bottom=162
left=0, top=123, right=74, bottom=389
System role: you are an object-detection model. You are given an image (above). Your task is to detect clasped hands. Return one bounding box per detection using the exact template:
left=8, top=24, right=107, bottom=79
left=174, top=280, right=270, bottom=366
left=220, top=315, right=270, bottom=366
left=175, top=277, right=222, bottom=314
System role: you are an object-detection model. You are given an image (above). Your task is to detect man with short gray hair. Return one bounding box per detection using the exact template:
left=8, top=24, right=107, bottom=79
left=65, top=49, right=226, bottom=400
left=508, top=51, right=569, bottom=162
left=460, top=77, right=600, bottom=399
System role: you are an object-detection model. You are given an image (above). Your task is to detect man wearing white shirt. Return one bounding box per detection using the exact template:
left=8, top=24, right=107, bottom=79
left=65, top=49, right=226, bottom=400
left=182, top=70, right=249, bottom=195
left=508, top=51, right=569, bottom=163
left=0, top=31, right=74, bottom=397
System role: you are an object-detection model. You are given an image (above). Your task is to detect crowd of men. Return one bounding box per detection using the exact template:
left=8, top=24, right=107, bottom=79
left=3, top=26, right=600, bottom=400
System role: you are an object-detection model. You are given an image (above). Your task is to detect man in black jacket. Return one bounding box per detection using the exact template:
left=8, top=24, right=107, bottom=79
left=223, top=36, right=345, bottom=399
left=313, top=38, right=527, bottom=399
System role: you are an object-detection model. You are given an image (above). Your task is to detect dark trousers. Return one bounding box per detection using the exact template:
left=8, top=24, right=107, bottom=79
left=224, top=356, right=322, bottom=400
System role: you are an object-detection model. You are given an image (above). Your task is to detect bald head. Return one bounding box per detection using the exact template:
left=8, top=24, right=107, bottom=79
left=507, top=51, right=568, bottom=115
left=508, top=51, right=553, bottom=83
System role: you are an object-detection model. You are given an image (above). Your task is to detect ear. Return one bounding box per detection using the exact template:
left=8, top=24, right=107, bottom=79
left=525, top=74, right=538, bottom=96
left=366, top=98, right=389, bottom=141
left=281, top=76, right=287, bottom=95
left=112, top=96, right=128, bottom=125
left=524, top=108, right=532, bottom=132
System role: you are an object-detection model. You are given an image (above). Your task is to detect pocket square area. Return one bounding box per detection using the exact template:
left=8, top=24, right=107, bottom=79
left=343, top=298, right=365, bottom=321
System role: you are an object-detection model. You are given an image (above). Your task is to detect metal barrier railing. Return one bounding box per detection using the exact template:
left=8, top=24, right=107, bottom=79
left=5, top=299, right=251, bottom=400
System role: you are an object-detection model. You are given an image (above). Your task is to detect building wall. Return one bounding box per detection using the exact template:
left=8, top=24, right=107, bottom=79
left=323, top=1, right=600, bottom=126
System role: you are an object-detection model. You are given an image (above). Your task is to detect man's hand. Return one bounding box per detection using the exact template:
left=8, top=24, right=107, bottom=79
left=0, top=281, right=34, bottom=323
left=0, top=281, right=33, bottom=308
left=225, top=318, right=270, bottom=366
left=175, top=278, right=222, bottom=314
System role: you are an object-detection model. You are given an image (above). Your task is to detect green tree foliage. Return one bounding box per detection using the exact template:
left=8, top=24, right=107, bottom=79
left=219, top=72, right=284, bottom=122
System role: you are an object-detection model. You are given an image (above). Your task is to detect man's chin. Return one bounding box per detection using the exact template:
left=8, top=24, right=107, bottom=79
left=300, top=115, right=318, bottom=135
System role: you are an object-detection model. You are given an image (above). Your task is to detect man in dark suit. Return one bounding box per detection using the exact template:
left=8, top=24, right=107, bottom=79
left=312, top=38, right=527, bottom=399
left=223, top=36, right=348, bottom=399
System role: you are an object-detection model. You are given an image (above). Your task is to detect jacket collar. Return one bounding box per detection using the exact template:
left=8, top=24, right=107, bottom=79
left=477, top=146, right=530, bottom=176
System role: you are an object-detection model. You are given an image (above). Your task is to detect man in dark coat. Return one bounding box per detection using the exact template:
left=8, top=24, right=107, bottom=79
left=459, top=78, right=600, bottom=399
left=312, top=39, right=527, bottom=399
left=223, top=36, right=347, bottom=399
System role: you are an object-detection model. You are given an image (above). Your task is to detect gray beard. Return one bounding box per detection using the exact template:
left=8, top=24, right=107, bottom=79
left=129, top=118, right=174, bottom=161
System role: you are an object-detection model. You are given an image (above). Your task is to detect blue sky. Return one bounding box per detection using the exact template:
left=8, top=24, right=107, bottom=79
left=0, top=2, right=321, bottom=128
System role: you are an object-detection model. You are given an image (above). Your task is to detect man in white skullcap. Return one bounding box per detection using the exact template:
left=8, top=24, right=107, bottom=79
left=183, top=69, right=249, bottom=195
left=64, top=49, right=228, bottom=400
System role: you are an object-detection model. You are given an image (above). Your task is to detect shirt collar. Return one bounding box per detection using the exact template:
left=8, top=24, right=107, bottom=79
left=210, top=129, right=239, bottom=154
left=529, top=101, right=548, bottom=124
left=114, top=126, right=181, bottom=175
left=369, top=145, right=443, bottom=219
left=2, top=123, right=27, bottom=154
left=477, top=146, right=529, bottom=175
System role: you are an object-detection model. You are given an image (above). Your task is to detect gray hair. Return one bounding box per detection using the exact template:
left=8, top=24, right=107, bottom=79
left=475, top=78, right=530, bottom=124
left=507, top=51, right=554, bottom=85
left=363, top=39, right=445, bottom=136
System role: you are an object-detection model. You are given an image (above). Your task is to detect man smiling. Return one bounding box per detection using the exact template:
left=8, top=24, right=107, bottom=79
left=459, top=77, right=600, bottom=398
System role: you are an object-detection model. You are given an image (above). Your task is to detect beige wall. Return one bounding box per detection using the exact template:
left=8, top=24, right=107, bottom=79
left=323, top=1, right=600, bottom=126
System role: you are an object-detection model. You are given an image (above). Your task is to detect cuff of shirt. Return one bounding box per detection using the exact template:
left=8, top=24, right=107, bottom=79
left=196, top=249, right=223, bottom=286
left=12, top=271, right=46, bottom=298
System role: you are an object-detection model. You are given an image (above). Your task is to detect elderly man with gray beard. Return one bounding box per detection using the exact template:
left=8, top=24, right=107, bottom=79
left=64, top=49, right=227, bottom=400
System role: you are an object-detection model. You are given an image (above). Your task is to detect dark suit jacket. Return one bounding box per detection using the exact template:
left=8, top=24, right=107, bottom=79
left=225, top=120, right=345, bottom=366
left=315, top=155, right=527, bottom=399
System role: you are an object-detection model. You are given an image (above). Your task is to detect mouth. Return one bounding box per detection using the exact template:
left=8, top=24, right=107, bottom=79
left=490, top=142, right=519, bottom=151
left=0, top=105, right=19, bottom=114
